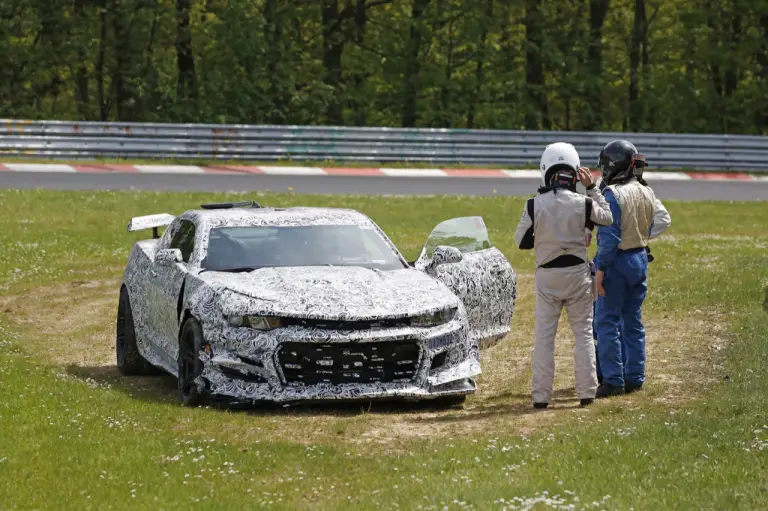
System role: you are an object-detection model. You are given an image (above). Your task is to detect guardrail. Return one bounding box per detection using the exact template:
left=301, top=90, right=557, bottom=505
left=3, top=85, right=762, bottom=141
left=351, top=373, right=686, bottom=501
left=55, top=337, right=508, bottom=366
left=1, top=119, right=766, bottom=171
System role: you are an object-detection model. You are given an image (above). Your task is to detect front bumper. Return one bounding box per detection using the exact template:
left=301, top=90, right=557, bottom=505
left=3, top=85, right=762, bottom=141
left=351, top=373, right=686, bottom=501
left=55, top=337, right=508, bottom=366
left=195, top=319, right=480, bottom=404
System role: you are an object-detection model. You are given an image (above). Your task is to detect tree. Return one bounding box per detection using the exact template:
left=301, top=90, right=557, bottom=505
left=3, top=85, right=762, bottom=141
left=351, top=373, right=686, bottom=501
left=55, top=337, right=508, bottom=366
left=524, top=0, right=549, bottom=130
left=176, top=0, right=197, bottom=101
left=401, top=0, right=431, bottom=127
left=466, top=0, right=493, bottom=129
left=583, top=0, right=610, bottom=130
left=321, top=0, right=392, bottom=125
left=0, top=0, right=765, bottom=134
left=628, top=0, right=645, bottom=130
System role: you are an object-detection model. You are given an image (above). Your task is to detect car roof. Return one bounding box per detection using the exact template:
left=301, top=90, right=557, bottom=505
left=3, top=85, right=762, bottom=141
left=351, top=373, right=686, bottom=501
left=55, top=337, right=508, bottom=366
left=185, top=206, right=373, bottom=227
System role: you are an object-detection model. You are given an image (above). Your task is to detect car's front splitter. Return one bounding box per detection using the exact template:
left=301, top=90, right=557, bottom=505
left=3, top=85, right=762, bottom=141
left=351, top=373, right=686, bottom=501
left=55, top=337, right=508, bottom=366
left=194, top=357, right=480, bottom=404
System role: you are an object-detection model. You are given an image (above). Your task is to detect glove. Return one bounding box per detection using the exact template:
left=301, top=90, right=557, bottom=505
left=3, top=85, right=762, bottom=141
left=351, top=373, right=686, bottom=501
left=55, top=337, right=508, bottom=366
left=646, top=246, right=654, bottom=263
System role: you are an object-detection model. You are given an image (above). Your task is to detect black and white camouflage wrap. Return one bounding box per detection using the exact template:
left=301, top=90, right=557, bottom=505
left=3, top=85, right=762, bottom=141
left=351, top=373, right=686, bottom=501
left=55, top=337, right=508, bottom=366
left=120, top=206, right=516, bottom=403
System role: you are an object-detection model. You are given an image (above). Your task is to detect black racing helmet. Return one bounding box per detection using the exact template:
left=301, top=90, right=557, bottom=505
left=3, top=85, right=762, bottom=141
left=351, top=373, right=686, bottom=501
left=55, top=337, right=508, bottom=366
left=598, top=140, right=647, bottom=186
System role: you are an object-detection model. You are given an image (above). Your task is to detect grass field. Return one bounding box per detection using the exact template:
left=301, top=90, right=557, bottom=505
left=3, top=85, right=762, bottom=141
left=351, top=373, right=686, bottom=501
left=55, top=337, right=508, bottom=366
left=0, top=189, right=767, bottom=510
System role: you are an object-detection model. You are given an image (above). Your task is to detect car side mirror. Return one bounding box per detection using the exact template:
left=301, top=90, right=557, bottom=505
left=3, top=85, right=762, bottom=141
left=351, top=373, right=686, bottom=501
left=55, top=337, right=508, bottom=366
left=425, top=245, right=463, bottom=274
left=156, top=248, right=182, bottom=266
left=433, top=245, right=463, bottom=265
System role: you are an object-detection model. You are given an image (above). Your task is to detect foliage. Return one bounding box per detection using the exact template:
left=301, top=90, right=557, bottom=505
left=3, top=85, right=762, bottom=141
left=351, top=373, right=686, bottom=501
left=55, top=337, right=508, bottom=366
left=1, top=0, right=766, bottom=134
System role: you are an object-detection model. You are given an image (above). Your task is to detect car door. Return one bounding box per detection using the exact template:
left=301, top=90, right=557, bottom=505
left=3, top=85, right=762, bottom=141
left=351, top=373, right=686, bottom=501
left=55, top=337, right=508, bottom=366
left=149, top=218, right=197, bottom=363
left=414, top=216, right=516, bottom=349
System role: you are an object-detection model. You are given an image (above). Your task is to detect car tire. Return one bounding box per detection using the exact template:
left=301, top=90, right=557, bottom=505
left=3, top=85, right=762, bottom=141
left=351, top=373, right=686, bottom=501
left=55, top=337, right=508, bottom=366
left=116, top=287, right=155, bottom=376
left=178, top=317, right=205, bottom=407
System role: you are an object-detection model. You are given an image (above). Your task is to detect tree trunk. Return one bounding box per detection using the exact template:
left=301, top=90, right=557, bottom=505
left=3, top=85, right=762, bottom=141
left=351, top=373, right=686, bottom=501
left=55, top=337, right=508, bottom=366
left=723, top=9, right=741, bottom=97
left=708, top=1, right=742, bottom=132
left=499, top=1, right=515, bottom=111
left=439, top=17, right=455, bottom=128
left=524, top=0, right=549, bottom=129
left=757, top=13, right=768, bottom=133
left=707, top=5, right=723, bottom=98
left=111, top=0, right=142, bottom=121
left=73, top=0, right=90, bottom=118
left=584, top=0, right=610, bottom=130
left=112, top=6, right=130, bottom=120
left=175, top=0, right=197, bottom=100
left=401, top=0, right=430, bottom=127
left=349, top=0, right=371, bottom=126
left=723, top=7, right=742, bottom=133
left=628, top=0, right=644, bottom=130
left=467, top=0, right=492, bottom=129
left=322, top=0, right=345, bottom=125
left=96, top=7, right=108, bottom=120
left=264, top=0, right=285, bottom=123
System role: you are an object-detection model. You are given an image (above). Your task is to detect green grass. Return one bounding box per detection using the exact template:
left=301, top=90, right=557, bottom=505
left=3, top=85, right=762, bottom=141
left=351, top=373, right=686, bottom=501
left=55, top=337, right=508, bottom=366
left=1, top=189, right=767, bottom=509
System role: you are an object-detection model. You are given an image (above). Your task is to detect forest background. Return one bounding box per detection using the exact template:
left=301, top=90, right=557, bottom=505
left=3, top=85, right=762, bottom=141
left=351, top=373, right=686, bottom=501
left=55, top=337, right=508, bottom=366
left=2, top=0, right=766, bottom=135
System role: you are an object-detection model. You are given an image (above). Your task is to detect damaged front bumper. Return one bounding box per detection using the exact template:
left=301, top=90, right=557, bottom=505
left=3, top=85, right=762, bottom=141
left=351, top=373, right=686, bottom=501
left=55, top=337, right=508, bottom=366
left=194, top=320, right=480, bottom=404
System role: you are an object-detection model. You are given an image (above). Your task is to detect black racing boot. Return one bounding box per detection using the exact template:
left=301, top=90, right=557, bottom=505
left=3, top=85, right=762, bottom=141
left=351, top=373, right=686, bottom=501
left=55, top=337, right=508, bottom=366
left=533, top=402, right=548, bottom=409
left=580, top=398, right=594, bottom=407
left=625, top=382, right=643, bottom=394
left=595, top=383, right=625, bottom=399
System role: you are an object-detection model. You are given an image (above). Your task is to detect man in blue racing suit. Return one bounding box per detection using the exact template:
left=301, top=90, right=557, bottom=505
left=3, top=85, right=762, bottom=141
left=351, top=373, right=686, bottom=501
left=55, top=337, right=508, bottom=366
left=591, top=140, right=671, bottom=398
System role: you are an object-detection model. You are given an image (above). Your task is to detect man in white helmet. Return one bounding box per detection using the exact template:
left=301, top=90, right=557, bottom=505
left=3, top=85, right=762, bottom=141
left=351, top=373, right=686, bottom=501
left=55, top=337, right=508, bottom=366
left=514, top=142, right=614, bottom=408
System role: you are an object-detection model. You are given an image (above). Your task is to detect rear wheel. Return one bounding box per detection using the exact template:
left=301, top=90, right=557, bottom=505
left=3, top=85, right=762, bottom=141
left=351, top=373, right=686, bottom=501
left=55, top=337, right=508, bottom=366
left=178, top=317, right=205, bottom=407
left=116, top=287, right=154, bottom=375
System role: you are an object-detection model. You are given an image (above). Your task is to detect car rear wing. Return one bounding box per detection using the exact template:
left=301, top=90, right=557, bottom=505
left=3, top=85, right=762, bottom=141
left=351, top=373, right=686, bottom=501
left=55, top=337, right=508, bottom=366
left=127, top=213, right=175, bottom=239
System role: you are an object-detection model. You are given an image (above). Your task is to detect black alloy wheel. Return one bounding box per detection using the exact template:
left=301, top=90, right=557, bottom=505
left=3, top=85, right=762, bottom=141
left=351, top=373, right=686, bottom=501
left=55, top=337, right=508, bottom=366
left=178, top=317, right=205, bottom=407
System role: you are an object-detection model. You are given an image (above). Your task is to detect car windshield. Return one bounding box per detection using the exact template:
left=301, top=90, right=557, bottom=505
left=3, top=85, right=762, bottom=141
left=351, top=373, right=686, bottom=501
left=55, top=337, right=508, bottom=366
left=201, top=224, right=407, bottom=271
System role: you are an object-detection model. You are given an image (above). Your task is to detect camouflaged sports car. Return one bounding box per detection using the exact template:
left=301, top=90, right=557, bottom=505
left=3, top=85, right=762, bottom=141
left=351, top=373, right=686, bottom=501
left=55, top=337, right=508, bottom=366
left=117, top=201, right=516, bottom=406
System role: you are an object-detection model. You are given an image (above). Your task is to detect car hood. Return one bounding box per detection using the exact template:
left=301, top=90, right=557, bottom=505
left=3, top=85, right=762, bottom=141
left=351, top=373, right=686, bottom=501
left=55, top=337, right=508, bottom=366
left=201, top=266, right=459, bottom=320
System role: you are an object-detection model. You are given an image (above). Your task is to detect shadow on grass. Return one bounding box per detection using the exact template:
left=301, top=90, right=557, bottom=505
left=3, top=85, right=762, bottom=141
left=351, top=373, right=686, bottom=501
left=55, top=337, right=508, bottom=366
left=410, top=388, right=585, bottom=427
left=64, top=363, right=578, bottom=423
left=67, top=363, right=550, bottom=418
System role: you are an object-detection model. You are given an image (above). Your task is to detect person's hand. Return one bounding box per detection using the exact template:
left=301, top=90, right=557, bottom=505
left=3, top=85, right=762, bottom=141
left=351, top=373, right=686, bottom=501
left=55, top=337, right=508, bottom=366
left=578, top=167, right=595, bottom=188
left=596, top=270, right=606, bottom=297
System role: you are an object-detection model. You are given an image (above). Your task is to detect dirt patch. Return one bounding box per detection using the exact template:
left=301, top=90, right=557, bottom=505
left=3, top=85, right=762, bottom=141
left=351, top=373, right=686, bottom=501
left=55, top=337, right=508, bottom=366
left=0, top=276, right=727, bottom=446
left=0, top=279, right=119, bottom=369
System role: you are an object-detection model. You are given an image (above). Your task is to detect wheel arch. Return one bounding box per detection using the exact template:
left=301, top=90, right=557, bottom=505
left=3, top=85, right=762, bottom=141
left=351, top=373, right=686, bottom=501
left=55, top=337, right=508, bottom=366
left=178, top=309, right=194, bottom=341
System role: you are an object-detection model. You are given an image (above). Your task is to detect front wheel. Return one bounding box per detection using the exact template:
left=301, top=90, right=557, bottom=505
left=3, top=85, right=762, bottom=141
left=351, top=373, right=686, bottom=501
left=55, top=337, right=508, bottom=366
left=178, top=317, right=205, bottom=407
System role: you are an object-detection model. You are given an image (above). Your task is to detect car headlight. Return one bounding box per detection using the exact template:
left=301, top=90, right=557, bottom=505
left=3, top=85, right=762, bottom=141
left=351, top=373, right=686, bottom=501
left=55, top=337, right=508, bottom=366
left=227, top=315, right=283, bottom=330
left=411, top=308, right=457, bottom=328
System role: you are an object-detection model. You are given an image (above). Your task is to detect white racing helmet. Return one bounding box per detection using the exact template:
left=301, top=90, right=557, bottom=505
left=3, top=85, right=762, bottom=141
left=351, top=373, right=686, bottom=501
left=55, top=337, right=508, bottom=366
left=539, top=142, right=580, bottom=187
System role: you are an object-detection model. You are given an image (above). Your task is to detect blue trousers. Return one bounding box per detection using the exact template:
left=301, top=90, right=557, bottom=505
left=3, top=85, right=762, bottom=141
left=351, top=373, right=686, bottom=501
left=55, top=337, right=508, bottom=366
left=594, top=249, right=648, bottom=388
left=594, top=303, right=628, bottom=383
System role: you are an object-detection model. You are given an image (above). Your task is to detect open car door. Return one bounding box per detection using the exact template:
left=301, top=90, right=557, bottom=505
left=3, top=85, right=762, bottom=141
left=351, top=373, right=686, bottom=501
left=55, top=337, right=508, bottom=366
left=414, top=216, right=516, bottom=349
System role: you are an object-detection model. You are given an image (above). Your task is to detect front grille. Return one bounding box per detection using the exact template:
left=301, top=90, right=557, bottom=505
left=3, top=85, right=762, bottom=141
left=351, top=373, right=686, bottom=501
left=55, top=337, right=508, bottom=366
left=277, top=341, right=421, bottom=385
left=282, top=317, right=411, bottom=330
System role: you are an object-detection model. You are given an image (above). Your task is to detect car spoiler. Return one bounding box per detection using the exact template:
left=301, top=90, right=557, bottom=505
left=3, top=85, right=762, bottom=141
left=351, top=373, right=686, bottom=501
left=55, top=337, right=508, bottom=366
left=127, top=213, right=175, bottom=239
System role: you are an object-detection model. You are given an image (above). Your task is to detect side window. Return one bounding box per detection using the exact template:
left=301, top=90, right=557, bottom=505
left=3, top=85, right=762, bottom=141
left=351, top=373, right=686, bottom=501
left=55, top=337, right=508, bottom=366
left=170, top=220, right=196, bottom=263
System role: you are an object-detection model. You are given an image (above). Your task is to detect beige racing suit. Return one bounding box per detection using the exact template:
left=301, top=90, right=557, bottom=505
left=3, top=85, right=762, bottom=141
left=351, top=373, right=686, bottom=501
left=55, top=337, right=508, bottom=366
left=514, top=185, right=613, bottom=404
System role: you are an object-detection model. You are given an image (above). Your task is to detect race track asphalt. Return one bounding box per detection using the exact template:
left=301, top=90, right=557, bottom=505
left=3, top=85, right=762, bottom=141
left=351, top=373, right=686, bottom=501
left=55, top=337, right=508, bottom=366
left=1, top=171, right=767, bottom=201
